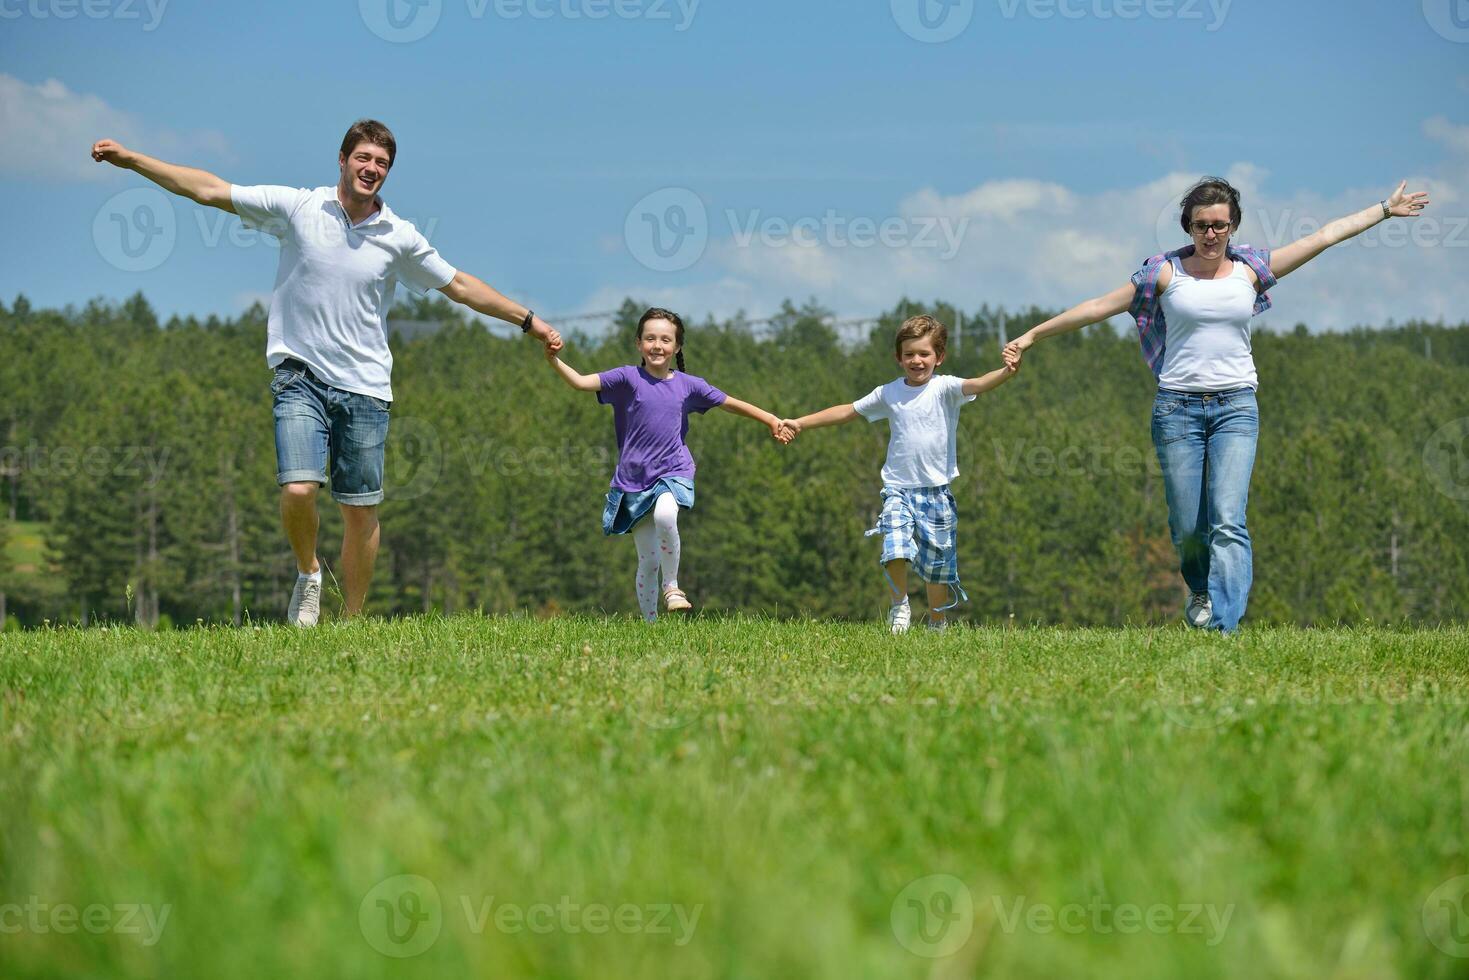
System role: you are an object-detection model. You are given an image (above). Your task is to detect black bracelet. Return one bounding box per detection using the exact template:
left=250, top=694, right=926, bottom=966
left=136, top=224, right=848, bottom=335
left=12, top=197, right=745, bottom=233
left=521, top=310, right=535, bottom=333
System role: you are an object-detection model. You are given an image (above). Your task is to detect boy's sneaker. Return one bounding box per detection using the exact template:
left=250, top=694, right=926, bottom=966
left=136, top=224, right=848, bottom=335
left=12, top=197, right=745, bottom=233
left=887, top=598, right=911, bottom=634
left=288, top=573, right=321, bottom=628
left=1185, top=591, right=1212, bottom=629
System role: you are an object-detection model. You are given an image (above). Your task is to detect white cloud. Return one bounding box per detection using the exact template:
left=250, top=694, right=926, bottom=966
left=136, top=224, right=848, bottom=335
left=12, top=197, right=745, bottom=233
left=1425, top=116, right=1469, bottom=156
left=592, top=142, right=1469, bottom=332
left=0, top=74, right=230, bottom=182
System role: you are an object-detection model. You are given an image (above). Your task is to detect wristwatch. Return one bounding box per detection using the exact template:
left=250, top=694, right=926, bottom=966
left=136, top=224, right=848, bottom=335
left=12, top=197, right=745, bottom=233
left=521, top=310, right=535, bottom=333
left=1381, top=200, right=1391, bottom=220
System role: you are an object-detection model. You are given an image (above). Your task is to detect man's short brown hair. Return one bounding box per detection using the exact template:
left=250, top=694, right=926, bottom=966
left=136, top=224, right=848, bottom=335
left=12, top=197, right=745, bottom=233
left=339, top=119, right=397, bottom=168
left=894, top=314, right=948, bottom=358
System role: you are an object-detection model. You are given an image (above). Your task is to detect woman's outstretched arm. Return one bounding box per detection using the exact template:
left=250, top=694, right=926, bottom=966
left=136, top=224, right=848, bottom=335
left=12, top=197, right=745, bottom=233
left=1269, top=181, right=1430, bottom=280
left=1003, top=282, right=1137, bottom=367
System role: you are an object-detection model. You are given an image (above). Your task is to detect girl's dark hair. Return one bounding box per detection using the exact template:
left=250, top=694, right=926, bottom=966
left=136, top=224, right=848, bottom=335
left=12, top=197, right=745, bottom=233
left=636, top=307, right=686, bottom=373
left=1178, top=176, right=1242, bottom=234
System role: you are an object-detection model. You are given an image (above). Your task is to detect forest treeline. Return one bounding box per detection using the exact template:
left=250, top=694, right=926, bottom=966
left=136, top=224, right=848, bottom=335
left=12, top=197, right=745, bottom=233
left=1, top=292, right=1466, bottom=627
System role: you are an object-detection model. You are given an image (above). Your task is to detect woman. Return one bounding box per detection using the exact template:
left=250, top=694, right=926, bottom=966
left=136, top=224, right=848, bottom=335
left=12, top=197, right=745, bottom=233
left=1003, top=177, right=1429, bottom=632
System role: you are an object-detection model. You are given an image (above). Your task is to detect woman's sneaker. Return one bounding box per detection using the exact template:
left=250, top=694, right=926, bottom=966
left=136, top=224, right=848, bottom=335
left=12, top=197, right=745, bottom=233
left=1185, top=592, right=1212, bottom=629
left=888, top=598, right=911, bottom=634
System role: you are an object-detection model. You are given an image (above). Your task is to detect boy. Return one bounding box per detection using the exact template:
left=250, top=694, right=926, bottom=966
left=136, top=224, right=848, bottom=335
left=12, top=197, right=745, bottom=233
left=782, top=315, right=1018, bottom=632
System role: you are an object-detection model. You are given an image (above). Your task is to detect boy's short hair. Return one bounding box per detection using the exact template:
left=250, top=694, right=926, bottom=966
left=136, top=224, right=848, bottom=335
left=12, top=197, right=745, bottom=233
left=894, top=315, right=948, bottom=358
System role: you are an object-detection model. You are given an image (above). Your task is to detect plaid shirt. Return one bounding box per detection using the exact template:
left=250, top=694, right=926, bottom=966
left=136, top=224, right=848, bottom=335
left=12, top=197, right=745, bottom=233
left=1127, top=243, right=1276, bottom=377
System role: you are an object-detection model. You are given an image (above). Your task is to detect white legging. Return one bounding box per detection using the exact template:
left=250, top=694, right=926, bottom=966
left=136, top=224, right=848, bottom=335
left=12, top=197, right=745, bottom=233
left=632, top=493, right=682, bottom=621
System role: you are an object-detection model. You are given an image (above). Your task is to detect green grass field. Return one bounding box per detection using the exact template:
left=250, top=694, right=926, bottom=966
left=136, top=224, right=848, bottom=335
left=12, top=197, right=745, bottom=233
left=2, top=618, right=1468, bottom=978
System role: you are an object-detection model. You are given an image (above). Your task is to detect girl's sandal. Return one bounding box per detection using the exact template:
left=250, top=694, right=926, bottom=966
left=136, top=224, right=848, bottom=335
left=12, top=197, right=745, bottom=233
left=662, top=587, right=692, bottom=613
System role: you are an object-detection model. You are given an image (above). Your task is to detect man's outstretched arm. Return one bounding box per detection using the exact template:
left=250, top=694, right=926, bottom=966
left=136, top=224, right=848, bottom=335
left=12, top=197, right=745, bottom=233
left=438, top=272, right=563, bottom=352
left=91, top=139, right=235, bottom=212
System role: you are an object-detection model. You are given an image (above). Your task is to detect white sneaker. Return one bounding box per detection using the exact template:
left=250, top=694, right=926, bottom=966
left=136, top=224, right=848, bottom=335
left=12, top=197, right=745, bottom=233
left=926, top=616, right=948, bottom=633
left=289, top=573, right=322, bottom=628
left=1185, top=591, right=1212, bottom=629
left=888, top=599, right=911, bottom=634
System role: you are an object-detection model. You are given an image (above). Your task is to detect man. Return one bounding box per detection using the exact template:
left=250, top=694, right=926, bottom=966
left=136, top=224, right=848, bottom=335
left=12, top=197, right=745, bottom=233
left=91, top=119, right=564, bottom=627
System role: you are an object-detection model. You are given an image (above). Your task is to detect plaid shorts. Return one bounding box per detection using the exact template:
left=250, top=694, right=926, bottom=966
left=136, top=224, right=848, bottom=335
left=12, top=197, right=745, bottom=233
left=864, top=485, right=960, bottom=585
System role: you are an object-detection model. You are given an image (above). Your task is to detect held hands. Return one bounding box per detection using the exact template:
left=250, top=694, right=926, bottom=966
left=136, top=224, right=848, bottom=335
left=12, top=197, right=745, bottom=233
left=1001, top=333, right=1031, bottom=371
left=527, top=316, right=564, bottom=354
left=1384, top=180, right=1430, bottom=218
left=769, top=417, right=796, bottom=445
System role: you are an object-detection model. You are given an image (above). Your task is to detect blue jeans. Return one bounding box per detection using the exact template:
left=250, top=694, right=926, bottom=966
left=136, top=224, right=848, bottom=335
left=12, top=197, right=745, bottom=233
left=271, top=359, right=390, bottom=506
left=1150, top=387, right=1259, bottom=632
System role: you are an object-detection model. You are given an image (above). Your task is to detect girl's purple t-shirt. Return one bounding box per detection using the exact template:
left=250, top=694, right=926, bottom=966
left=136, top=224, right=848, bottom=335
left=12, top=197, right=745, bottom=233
left=597, top=365, right=727, bottom=492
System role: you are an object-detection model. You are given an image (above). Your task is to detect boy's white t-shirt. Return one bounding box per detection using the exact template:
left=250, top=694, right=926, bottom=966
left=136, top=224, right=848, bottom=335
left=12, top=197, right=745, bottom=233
left=853, top=374, right=975, bottom=488
left=231, top=184, right=457, bottom=402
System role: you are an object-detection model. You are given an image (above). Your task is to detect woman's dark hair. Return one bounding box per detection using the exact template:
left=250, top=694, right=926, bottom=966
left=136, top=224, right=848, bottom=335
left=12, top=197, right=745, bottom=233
left=1178, top=176, right=1242, bottom=234
left=636, top=307, right=686, bottom=373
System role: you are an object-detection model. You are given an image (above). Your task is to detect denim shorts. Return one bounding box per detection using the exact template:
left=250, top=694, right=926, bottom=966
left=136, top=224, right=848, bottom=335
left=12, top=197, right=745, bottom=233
left=602, top=477, right=695, bottom=536
left=271, top=359, right=390, bottom=506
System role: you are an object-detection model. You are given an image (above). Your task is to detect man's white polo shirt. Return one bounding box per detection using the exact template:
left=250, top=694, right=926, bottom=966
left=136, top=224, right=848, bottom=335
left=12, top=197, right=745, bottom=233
left=231, top=184, right=456, bottom=402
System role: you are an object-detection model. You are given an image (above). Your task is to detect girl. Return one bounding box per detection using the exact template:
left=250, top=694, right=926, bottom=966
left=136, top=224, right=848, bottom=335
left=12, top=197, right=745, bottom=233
left=546, top=307, right=789, bottom=620
left=1003, top=177, right=1429, bottom=633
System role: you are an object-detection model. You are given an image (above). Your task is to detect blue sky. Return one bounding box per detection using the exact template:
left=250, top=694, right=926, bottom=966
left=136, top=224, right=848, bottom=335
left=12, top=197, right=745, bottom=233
left=3, top=0, right=1467, bottom=332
